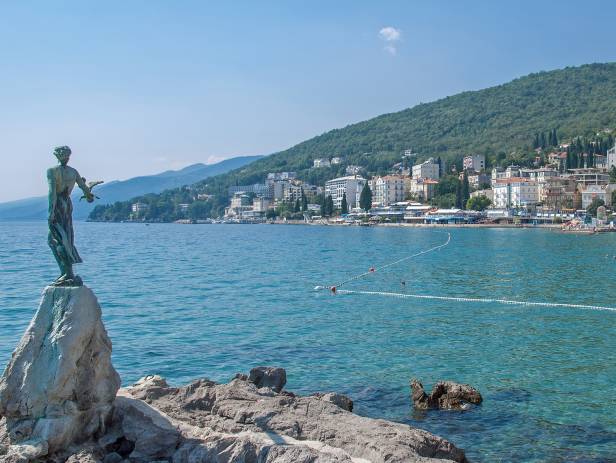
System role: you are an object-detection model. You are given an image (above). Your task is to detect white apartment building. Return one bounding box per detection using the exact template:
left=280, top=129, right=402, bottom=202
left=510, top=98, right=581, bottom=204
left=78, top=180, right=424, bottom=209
left=131, top=202, right=149, bottom=214
left=313, top=158, right=331, bottom=168
left=493, top=178, right=539, bottom=208
left=346, top=165, right=362, bottom=175
left=412, top=158, right=440, bottom=179
left=581, top=184, right=615, bottom=208
left=252, top=197, right=271, bottom=213
left=331, top=157, right=343, bottom=165
left=371, top=175, right=407, bottom=206
left=266, top=172, right=296, bottom=182
left=325, top=176, right=366, bottom=209
left=491, top=165, right=521, bottom=186
left=463, top=154, right=485, bottom=172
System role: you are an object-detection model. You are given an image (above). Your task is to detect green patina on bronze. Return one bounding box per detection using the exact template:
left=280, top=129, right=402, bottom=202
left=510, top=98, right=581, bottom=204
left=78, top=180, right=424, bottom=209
left=47, top=146, right=103, bottom=286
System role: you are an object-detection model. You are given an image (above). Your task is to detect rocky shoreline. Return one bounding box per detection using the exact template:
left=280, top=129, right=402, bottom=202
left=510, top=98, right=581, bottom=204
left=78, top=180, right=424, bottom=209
left=0, top=286, right=468, bottom=463
left=2, top=369, right=468, bottom=463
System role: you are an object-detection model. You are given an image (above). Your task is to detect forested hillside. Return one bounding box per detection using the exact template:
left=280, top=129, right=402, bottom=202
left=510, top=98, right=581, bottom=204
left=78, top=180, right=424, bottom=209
left=90, top=63, right=616, bottom=221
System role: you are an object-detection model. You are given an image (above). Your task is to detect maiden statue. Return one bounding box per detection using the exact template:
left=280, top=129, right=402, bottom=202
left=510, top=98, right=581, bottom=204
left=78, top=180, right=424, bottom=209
left=47, top=146, right=102, bottom=286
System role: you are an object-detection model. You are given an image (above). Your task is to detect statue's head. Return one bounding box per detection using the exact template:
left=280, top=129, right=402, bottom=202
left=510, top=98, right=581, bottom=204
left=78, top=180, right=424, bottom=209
left=53, top=146, right=72, bottom=165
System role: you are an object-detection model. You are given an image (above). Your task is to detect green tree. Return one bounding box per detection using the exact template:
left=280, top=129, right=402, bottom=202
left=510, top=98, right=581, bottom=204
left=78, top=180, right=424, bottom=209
left=461, top=171, right=470, bottom=209
left=294, top=198, right=300, bottom=213
left=326, top=195, right=335, bottom=216
left=341, top=192, right=349, bottom=214
left=586, top=198, right=605, bottom=217
left=455, top=179, right=463, bottom=209
left=610, top=166, right=616, bottom=183
left=466, top=195, right=492, bottom=211
left=359, top=182, right=372, bottom=211
left=301, top=188, right=308, bottom=211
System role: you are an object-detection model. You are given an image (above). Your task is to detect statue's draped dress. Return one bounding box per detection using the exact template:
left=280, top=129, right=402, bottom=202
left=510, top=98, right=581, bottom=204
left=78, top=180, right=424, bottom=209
left=48, top=167, right=83, bottom=265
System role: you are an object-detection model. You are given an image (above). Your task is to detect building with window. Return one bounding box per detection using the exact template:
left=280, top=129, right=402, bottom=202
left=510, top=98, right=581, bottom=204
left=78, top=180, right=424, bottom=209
left=313, top=158, right=331, bottom=168
left=463, top=154, right=485, bottom=172
left=581, top=184, right=615, bottom=208
left=228, top=184, right=273, bottom=198
left=370, top=175, right=407, bottom=206
left=325, top=176, right=366, bottom=209
left=409, top=178, right=438, bottom=201
left=493, top=178, right=539, bottom=209
left=412, top=158, right=440, bottom=179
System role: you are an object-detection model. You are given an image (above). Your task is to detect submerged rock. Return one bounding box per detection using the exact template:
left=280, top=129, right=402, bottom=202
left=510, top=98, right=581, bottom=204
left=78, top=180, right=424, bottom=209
left=410, top=379, right=482, bottom=411
left=0, top=286, right=121, bottom=457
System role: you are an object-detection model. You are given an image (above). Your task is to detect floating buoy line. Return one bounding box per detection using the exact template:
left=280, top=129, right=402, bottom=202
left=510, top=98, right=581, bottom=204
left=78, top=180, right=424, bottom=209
left=314, top=232, right=451, bottom=294
left=314, top=231, right=616, bottom=313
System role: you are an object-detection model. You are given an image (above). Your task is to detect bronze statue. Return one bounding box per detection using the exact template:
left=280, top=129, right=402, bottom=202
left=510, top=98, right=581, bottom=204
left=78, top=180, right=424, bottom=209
left=47, top=146, right=103, bottom=286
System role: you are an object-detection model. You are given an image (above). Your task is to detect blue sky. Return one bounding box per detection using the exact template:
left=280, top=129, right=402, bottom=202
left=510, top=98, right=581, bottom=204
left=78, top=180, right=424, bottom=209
left=1, top=0, right=616, bottom=201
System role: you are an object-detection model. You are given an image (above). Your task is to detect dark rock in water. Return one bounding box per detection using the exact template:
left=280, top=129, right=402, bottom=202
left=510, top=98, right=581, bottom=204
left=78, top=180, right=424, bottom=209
left=248, top=366, right=287, bottom=393
left=411, top=379, right=482, bottom=411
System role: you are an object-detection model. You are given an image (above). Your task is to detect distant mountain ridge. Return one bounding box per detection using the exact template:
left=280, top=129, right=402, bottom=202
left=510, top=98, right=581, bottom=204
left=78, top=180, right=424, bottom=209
left=0, top=155, right=262, bottom=220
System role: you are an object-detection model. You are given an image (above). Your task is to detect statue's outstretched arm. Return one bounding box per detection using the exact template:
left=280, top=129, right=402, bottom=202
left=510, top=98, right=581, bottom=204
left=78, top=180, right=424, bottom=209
left=75, top=172, right=95, bottom=203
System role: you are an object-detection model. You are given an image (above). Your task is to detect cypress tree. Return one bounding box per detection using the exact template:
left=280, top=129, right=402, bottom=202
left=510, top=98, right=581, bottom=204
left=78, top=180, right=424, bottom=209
left=326, top=195, right=334, bottom=216
left=455, top=180, right=463, bottom=209
left=301, top=188, right=308, bottom=212
left=461, top=171, right=470, bottom=208
left=294, top=198, right=300, bottom=213
left=553, top=128, right=558, bottom=147
left=359, top=182, right=372, bottom=212
left=341, top=192, right=348, bottom=214
left=540, top=132, right=546, bottom=148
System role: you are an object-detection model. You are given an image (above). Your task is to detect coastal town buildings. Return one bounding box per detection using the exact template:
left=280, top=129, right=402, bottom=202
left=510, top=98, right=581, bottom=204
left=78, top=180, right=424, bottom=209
left=346, top=165, right=362, bottom=175
left=370, top=175, right=407, bottom=206
left=267, top=172, right=296, bottom=182
left=409, top=178, right=438, bottom=201
left=542, top=177, right=577, bottom=210
left=493, top=178, right=539, bottom=208
left=282, top=181, right=320, bottom=203
left=463, top=154, right=485, bottom=172
left=131, top=202, right=148, bottom=215
left=581, top=184, right=615, bottom=208
left=412, top=158, right=440, bottom=180
left=228, top=184, right=273, bottom=199
left=467, top=172, right=490, bottom=189
left=325, top=175, right=366, bottom=209
left=470, top=189, right=494, bottom=202
left=313, top=158, right=331, bottom=168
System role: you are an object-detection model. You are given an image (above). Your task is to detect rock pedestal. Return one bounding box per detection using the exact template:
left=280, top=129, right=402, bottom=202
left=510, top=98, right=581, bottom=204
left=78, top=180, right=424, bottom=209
left=0, top=286, right=120, bottom=458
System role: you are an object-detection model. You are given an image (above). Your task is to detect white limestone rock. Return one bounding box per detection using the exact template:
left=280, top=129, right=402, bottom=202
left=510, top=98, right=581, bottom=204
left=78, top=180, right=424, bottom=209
left=0, top=286, right=121, bottom=456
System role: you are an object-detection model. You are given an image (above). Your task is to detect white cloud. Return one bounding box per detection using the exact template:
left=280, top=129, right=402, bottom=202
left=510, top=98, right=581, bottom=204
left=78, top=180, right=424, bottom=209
left=384, top=45, right=397, bottom=56
left=378, top=26, right=401, bottom=55
left=379, top=26, right=401, bottom=42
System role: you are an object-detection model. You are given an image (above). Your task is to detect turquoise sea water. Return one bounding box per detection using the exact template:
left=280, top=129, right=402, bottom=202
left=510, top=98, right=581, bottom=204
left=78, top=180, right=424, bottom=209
left=1, top=222, right=615, bottom=462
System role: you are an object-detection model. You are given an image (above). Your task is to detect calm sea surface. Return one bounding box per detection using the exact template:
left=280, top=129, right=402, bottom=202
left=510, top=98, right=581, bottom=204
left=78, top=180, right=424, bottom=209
left=1, top=222, right=615, bottom=462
